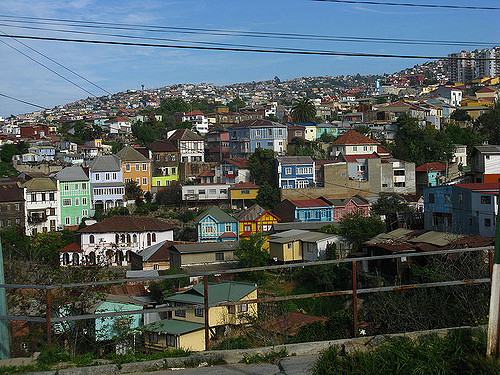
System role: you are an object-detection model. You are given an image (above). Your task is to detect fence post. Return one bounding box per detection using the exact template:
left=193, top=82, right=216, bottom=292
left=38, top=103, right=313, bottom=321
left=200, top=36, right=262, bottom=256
left=45, top=289, right=52, bottom=348
left=203, top=276, right=210, bottom=351
left=487, top=193, right=500, bottom=357
left=490, top=248, right=494, bottom=282
left=352, top=260, right=358, bottom=337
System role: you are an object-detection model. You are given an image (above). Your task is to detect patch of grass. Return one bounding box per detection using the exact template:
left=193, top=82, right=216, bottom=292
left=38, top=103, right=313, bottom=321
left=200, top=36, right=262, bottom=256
left=242, top=348, right=289, bottom=364
left=72, top=352, right=99, bottom=367
left=106, top=348, right=191, bottom=364
left=0, top=364, right=50, bottom=374
left=181, top=354, right=226, bottom=368
left=312, top=329, right=499, bottom=375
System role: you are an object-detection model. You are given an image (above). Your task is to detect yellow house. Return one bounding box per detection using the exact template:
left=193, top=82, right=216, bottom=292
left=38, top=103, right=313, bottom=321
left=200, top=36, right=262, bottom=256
left=234, top=204, right=280, bottom=238
left=143, top=281, right=257, bottom=351
left=269, top=237, right=302, bottom=262
left=229, top=182, right=259, bottom=206
left=116, top=146, right=152, bottom=193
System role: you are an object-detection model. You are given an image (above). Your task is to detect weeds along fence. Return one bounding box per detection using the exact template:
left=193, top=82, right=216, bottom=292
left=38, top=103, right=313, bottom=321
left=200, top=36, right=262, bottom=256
left=0, top=246, right=493, bottom=354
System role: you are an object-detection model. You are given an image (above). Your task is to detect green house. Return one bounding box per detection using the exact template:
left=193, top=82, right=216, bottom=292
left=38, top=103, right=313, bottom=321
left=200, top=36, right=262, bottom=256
left=56, top=166, right=92, bottom=228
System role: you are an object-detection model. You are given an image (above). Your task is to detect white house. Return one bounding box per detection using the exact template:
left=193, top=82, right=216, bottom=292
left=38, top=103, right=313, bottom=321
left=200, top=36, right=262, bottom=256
left=21, top=177, right=60, bottom=235
left=104, top=117, right=132, bottom=135
left=182, top=184, right=230, bottom=201
left=74, top=216, right=174, bottom=266
left=167, top=129, right=205, bottom=163
left=181, top=110, right=209, bottom=134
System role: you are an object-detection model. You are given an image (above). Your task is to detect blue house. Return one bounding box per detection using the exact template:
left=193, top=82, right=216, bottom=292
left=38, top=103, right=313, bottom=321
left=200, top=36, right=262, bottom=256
left=88, top=155, right=125, bottom=210
left=277, top=156, right=315, bottom=189
left=195, top=206, right=239, bottom=242
left=273, top=198, right=334, bottom=223
left=229, top=119, right=287, bottom=158
left=423, top=183, right=498, bottom=237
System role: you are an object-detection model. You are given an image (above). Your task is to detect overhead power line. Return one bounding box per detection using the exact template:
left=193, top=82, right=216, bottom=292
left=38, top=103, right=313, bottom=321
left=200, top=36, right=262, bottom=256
left=0, top=29, right=112, bottom=95
left=0, top=33, right=496, bottom=61
left=0, top=93, right=48, bottom=110
left=0, top=22, right=498, bottom=48
left=0, top=38, right=97, bottom=97
left=0, top=14, right=497, bottom=47
left=311, top=0, right=500, bottom=10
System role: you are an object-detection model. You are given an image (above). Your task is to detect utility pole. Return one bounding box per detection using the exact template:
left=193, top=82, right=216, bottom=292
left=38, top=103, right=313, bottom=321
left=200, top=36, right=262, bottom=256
left=0, top=241, right=10, bottom=359
left=487, top=190, right=500, bottom=356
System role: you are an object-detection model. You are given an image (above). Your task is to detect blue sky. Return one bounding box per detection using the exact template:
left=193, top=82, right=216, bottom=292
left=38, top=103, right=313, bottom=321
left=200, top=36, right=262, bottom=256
left=0, top=0, right=498, bottom=116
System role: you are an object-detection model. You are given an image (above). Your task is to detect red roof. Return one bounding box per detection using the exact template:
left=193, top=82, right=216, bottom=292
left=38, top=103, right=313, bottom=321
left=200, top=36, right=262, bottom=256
left=184, top=110, right=205, bottom=116
left=197, top=170, right=215, bottom=178
left=476, top=87, right=496, bottom=93
left=289, top=199, right=332, bottom=208
left=79, top=216, right=175, bottom=233
left=455, top=182, right=500, bottom=192
left=220, top=232, right=237, bottom=238
left=106, top=116, right=130, bottom=123
left=331, top=130, right=379, bottom=146
left=415, top=162, right=448, bottom=172
left=341, top=153, right=379, bottom=162
left=230, top=182, right=259, bottom=190
left=58, top=243, right=82, bottom=252
left=225, top=158, right=248, bottom=168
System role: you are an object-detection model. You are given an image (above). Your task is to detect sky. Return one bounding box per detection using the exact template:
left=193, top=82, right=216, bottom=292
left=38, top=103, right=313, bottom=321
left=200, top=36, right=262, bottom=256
left=0, top=0, right=498, bottom=117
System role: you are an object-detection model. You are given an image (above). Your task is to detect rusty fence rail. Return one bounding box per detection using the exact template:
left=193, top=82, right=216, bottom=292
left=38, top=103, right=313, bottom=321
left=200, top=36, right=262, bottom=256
left=0, top=246, right=493, bottom=349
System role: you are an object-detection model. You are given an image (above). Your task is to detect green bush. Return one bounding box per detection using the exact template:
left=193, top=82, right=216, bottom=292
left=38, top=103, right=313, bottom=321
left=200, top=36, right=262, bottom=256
left=214, top=337, right=252, bottom=350
left=37, top=346, right=71, bottom=365
left=312, top=329, right=499, bottom=375
left=242, top=348, right=288, bottom=364
left=106, top=348, right=191, bottom=364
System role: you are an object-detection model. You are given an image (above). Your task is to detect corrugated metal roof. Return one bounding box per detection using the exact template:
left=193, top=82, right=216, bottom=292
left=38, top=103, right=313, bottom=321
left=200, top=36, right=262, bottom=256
left=56, top=166, right=89, bottom=182
left=170, top=241, right=238, bottom=254
left=195, top=206, right=237, bottom=224
left=21, top=177, right=57, bottom=192
left=142, top=319, right=204, bottom=334
left=88, top=155, right=121, bottom=172
left=166, top=281, right=256, bottom=305
left=408, top=231, right=463, bottom=246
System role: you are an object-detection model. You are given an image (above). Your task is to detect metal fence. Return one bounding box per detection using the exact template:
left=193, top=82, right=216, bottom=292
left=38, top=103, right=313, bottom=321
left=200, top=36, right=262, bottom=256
left=0, top=246, right=493, bottom=351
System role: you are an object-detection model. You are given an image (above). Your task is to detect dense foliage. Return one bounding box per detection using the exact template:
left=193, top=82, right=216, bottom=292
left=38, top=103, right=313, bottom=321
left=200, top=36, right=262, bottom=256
left=291, top=97, right=317, bottom=123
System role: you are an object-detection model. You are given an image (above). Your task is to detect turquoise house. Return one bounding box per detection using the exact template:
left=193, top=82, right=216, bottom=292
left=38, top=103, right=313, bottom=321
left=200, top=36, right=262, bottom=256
left=56, top=166, right=92, bottom=228
left=316, top=123, right=339, bottom=139
left=195, top=206, right=239, bottom=242
left=94, top=295, right=147, bottom=342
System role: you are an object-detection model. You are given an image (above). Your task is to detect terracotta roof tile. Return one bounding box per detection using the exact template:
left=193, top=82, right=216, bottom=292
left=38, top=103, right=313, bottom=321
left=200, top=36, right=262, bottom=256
left=331, top=130, right=379, bottom=146
left=415, top=162, right=448, bottom=172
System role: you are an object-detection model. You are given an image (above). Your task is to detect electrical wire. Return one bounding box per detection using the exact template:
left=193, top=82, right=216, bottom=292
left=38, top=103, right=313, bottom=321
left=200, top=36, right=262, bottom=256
left=0, top=33, right=496, bottom=61
left=311, top=0, right=500, bottom=10
left=0, top=14, right=497, bottom=47
left=0, top=38, right=97, bottom=97
left=0, top=92, right=48, bottom=110
left=0, top=29, right=112, bottom=96
left=1, top=21, right=497, bottom=48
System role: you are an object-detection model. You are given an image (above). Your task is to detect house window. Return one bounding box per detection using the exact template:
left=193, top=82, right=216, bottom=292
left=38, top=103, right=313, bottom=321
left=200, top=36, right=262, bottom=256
left=149, top=332, right=158, bottom=344
left=353, top=146, right=357, bottom=151
left=287, top=243, right=293, bottom=249
left=31, top=193, right=37, bottom=202
left=238, top=304, right=248, bottom=313
left=105, top=173, right=110, bottom=180
left=142, top=163, right=147, bottom=171
left=126, top=164, right=131, bottom=172
left=172, top=167, right=177, bottom=174
left=209, top=189, right=216, bottom=195
left=199, top=189, right=206, bottom=195
left=195, top=308, right=204, bottom=317
left=63, top=199, right=71, bottom=207
left=82, top=197, right=87, bottom=206
left=74, top=183, right=78, bottom=190
left=225, top=224, right=232, bottom=232
left=65, top=217, right=71, bottom=225
left=444, top=194, right=451, bottom=203
left=82, top=209, right=88, bottom=217
left=136, top=178, right=140, bottom=185
left=89, top=235, right=95, bottom=244
left=394, top=182, right=406, bottom=187
left=284, top=167, right=292, bottom=175
left=220, top=189, right=227, bottom=194
left=458, top=193, right=463, bottom=203
left=95, top=173, right=100, bottom=181
left=228, top=305, right=235, bottom=314
left=241, top=190, right=250, bottom=195
left=49, top=193, right=54, bottom=201
left=75, top=198, right=80, bottom=206
left=174, top=302, right=185, bottom=317
left=112, top=172, right=117, bottom=180
left=394, top=170, right=405, bottom=176
left=216, top=252, right=224, bottom=261
left=82, top=183, right=87, bottom=190
left=64, top=184, right=69, bottom=191
left=244, top=224, right=251, bottom=232
left=157, top=180, right=161, bottom=186
left=41, top=193, right=46, bottom=201
left=485, top=218, right=492, bottom=227
left=428, top=194, right=435, bottom=203
left=135, top=163, right=140, bottom=171
left=166, top=334, right=176, bottom=348
left=142, top=177, right=147, bottom=185
left=481, top=196, right=492, bottom=204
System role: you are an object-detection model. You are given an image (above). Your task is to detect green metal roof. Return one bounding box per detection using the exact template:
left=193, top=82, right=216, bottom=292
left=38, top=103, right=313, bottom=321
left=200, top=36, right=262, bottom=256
left=142, top=319, right=204, bottom=335
left=166, top=281, right=256, bottom=305
left=21, top=177, right=57, bottom=192
left=195, top=206, right=236, bottom=224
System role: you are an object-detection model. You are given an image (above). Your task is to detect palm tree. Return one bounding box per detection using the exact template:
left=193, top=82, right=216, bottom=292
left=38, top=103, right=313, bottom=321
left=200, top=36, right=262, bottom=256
left=291, top=97, right=317, bottom=123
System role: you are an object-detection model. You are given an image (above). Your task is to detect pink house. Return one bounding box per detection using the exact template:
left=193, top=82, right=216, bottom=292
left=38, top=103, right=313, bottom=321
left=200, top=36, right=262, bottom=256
left=328, top=195, right=370, bottom=221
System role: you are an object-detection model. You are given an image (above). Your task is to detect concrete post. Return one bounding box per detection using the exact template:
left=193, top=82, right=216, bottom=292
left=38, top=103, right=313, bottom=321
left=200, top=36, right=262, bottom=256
left=487, top=191, right=500, bottom=356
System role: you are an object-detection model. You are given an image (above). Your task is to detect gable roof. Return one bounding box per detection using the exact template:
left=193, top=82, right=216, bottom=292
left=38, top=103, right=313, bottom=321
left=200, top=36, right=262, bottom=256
left=195, top=206, right=236, bottom=223
left=167, top=128, right=204, bottom=141
left=167, top=281, right=256, bottom=305
left=234, top=204, right=279, bottom=222
left=88, top=155, right=121, bottom=172
left=0, top=185, right=24, bottom=202
left=327, top=195, right=369, bottom=207
left=147, top=139, right=179, bottom=153
left=288, top=199, right=332, bottom=208
left=340, top=153, right=380, bottom=163
left=56, top=166, right=89, bottom=182
left=224, top=158, right=248, bottom=168
left=277, top=156, right=314, bottom=165
left=475, top=145, right=500, bottom=154
left=331, top=130, right=380, bottom=146
left=169, top=241, right=239, bottom=254
left=57, top=243, right=82, bottom=252
left=79, top=216, right=174, bottom=233
left=116, top=146, right=149, bottom=162
left=21, top=177, right=57, bottom=192
left=136, top=240, right=173, bottom=262
left=415, top=162, right=448, bottom=172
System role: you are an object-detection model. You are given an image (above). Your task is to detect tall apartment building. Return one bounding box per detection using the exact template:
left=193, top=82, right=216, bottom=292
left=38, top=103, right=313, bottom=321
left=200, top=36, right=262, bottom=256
left=448, top=47, right=500, bottom=82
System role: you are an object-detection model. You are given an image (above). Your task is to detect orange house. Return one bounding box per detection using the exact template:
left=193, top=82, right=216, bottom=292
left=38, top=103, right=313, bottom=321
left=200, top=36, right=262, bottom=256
left=234, top=204, right=280, bottom=237
left=116, top=146, right=152, bottom=193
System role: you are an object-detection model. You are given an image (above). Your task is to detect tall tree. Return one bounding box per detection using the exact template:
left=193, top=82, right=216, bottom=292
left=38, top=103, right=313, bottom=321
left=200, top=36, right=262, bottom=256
left=256, top=182, right=280, bottom=210
left=291, top=98, right=317, bottom=123
left=475, top=103, right=500, bottom=145
left=339, top=212, right=386, bottom=251
left=247, top=148, right=278, bottom=187
left=372, top=193, right=412, bottom=230
left=125, top=180, right=143, bottom=200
